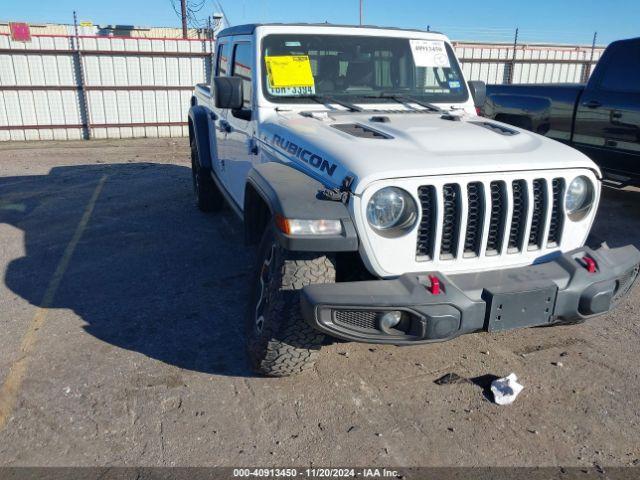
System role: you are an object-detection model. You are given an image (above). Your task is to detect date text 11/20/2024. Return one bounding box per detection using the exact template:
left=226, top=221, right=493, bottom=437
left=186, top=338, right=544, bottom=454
left=232, top=468, right=400, bottom=477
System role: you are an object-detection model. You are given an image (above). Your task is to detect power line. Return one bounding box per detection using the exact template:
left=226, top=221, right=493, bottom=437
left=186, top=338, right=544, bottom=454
left=169, top=0, right=214, bottom=36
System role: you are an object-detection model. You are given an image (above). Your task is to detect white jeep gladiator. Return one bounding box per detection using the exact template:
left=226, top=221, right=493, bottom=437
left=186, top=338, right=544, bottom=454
left=189, top=23, right=640, bottom=376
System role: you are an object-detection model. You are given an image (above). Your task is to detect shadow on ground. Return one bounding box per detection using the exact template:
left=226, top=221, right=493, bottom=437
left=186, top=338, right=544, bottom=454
left=588, top=187, right=640, bottom=249
left=2, top=164, right=640, bottom=379
left=1, top=163, right=257, bottom=377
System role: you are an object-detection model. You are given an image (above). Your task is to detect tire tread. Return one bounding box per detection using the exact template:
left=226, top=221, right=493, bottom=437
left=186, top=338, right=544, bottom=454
left=247, top=231, right=335, bottom=377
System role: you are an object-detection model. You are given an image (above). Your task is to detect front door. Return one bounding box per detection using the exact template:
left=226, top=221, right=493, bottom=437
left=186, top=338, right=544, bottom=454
left=212, top=41, right=232, bottom=184
left=222, top=40, right=257, bottom=209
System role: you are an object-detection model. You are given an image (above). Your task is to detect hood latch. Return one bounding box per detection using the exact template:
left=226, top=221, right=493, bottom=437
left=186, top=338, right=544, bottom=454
left=319, top=176, right=355, bottom=204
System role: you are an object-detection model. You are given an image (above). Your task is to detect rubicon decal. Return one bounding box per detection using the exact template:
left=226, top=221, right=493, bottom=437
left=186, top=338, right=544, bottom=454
left=272, top=134, right=337, bottom=177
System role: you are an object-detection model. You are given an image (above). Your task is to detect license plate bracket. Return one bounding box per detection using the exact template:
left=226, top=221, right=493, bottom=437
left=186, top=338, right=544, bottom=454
left=484, top=284, right=558, bottom=332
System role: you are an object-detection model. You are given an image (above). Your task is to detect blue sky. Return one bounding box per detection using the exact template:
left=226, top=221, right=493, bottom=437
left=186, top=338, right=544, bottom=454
left=3, top=0, right=638, bottom=45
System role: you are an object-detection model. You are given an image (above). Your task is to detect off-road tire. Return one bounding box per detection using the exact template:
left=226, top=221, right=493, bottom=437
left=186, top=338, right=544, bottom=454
left=191, top=137, right=224, bottom=212
left=246, top=226, right=336, bottom=376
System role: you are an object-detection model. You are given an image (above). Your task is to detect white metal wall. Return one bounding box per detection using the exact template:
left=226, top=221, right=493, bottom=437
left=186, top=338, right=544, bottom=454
left=0, top=32, right=212, bottom=141
left=0, top=33, right=605, bottom=142
left=453, top=42, right=605, bottom=84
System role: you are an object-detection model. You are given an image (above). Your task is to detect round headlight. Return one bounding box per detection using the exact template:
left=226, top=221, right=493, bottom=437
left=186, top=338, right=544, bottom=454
left=366, top=187, right=417, bottom=236
left=565, top=176, right=595, bottom=221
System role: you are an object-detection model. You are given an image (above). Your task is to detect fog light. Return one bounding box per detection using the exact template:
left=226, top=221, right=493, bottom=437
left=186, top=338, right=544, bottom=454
left=378, top=311, right=403, bottom=334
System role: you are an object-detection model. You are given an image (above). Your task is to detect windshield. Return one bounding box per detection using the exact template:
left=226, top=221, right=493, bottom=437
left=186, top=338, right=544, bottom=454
left=261, top=34, right=468, bottom=105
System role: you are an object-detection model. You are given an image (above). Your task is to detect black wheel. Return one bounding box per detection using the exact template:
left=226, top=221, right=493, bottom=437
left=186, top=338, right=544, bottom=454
left=191, top=137, right=224, bottom=212
left=246, top=226, right=336, bottom=377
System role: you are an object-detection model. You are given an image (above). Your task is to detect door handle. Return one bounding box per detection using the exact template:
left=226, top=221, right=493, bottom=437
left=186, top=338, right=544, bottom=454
left=582, top=100, right=602, bottom=109
left=610, top=110, right=623, bottom=120
left=246, top=138, right=259, bottom=155
left=218, top=120, right=232, bottom=133
left=605, top=139, right=618, bottom=147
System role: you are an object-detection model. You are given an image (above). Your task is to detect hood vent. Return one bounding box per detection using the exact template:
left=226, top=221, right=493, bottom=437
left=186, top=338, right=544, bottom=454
left=332, top=123, right=393, bottom=139
left=469, top=121, right=520, bottom=136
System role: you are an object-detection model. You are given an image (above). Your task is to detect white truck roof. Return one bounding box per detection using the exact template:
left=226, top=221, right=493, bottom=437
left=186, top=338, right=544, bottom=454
left=217, top=23, right=448, bottom=40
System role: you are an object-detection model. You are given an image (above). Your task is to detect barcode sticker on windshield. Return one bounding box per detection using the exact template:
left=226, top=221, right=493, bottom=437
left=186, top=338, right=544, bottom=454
left=409, top=40, right=451, bottom=68
left=265, top=55, right=315, bottom=88
left=267, top=85, right=316, bottom=97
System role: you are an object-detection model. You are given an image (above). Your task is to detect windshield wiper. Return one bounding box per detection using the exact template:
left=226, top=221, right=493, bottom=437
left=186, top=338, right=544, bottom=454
left=364, top=93, right=441, bottom=113
left=309, top=95, right=363, bottom=112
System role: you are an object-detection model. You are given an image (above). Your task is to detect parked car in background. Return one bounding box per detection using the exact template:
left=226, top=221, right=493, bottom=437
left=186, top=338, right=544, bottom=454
left=481, top=37, right=640, bottom=188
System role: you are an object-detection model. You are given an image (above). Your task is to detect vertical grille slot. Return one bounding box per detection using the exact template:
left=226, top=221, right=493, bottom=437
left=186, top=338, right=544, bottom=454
left=547, top=178, right=565, bottom=246
left=528, top=179, right=547, bottom=250
left=486, top=181, right=507, bottom=255
left=440, top=184, right=461, bottom=260
left=416, top=185, right=436, bottom=260
left=464, top=182, right=485, bottom=257
left=508, top=180, right=528, bottom=253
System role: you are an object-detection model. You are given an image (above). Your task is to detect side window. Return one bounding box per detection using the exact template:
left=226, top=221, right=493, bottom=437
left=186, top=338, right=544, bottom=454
left=599, top=42, right=640, bottom=93
left=232, top=42, right=253, bottom=109
left=216, top=43, right=230, bottom=76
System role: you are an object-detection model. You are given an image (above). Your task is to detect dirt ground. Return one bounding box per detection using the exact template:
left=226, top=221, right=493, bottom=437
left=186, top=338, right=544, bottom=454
left=0, top=138, right=639, bottom=468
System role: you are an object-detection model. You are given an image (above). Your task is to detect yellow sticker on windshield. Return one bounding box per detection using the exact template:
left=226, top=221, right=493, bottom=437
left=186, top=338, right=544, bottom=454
left=265, top=55, right=315, bottom=89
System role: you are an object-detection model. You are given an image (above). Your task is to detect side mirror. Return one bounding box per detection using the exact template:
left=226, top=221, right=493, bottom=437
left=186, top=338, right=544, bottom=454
left=214, top=76, right=244, bottom=110
left=468, top=80, right=487, bottom=108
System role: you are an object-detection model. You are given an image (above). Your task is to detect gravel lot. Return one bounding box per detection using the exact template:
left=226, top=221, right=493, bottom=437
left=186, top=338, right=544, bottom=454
left=0, top=138, right=639, bottom=467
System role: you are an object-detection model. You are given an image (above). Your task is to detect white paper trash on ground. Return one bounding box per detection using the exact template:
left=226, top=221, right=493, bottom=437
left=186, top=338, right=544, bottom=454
left=491, top=373, right=524, bottom=405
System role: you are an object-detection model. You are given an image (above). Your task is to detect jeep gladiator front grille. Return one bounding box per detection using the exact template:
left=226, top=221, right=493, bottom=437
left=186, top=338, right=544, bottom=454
left=415, top=177, right=565, bottom=261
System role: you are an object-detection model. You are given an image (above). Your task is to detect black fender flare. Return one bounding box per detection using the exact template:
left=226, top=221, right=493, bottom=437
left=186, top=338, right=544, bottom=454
left=245, top=162, right=359, bottom=252
left=188, top=105, right=217, bottom=171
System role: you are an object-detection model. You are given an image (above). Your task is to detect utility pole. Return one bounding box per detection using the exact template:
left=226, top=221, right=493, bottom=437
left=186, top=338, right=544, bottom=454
left=181, top=0, right=188, bottom=38
left=582, top=32, right=598, bottom=83
left=508, top=27, right=519, bottom=84
left=72, top=11, right=91, bottom=139
left=359, top=0, right=363, bottom=25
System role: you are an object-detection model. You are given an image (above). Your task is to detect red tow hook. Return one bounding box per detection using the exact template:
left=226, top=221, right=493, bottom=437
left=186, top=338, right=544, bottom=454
left=428, top=275, right=442, bottom=295
left=582, top=256, right=597, bottom=273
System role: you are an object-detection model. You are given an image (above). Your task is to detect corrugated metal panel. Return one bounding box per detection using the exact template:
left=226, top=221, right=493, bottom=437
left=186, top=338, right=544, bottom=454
left=1, top=30, right=606, bottom=142
left=454, top=41, right=606, bottom=84
left=0, top=23, right=210, bottom=39
left=0, top=31, right=211, bottom=140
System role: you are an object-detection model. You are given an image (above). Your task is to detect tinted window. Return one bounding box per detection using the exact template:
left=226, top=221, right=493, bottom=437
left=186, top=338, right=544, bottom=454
left=599, top=42, right=640, bottom=93
left=216, top=43, right=230, bottom=76
left=232, top=42, right=253, bottom=108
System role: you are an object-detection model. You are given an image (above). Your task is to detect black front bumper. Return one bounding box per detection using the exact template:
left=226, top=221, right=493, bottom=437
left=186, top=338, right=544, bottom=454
left=300, top=246, right=640, bottom=345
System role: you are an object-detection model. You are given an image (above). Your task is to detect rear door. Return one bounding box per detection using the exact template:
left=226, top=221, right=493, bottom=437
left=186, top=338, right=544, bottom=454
left=573, top=40, right=640, bottom=178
